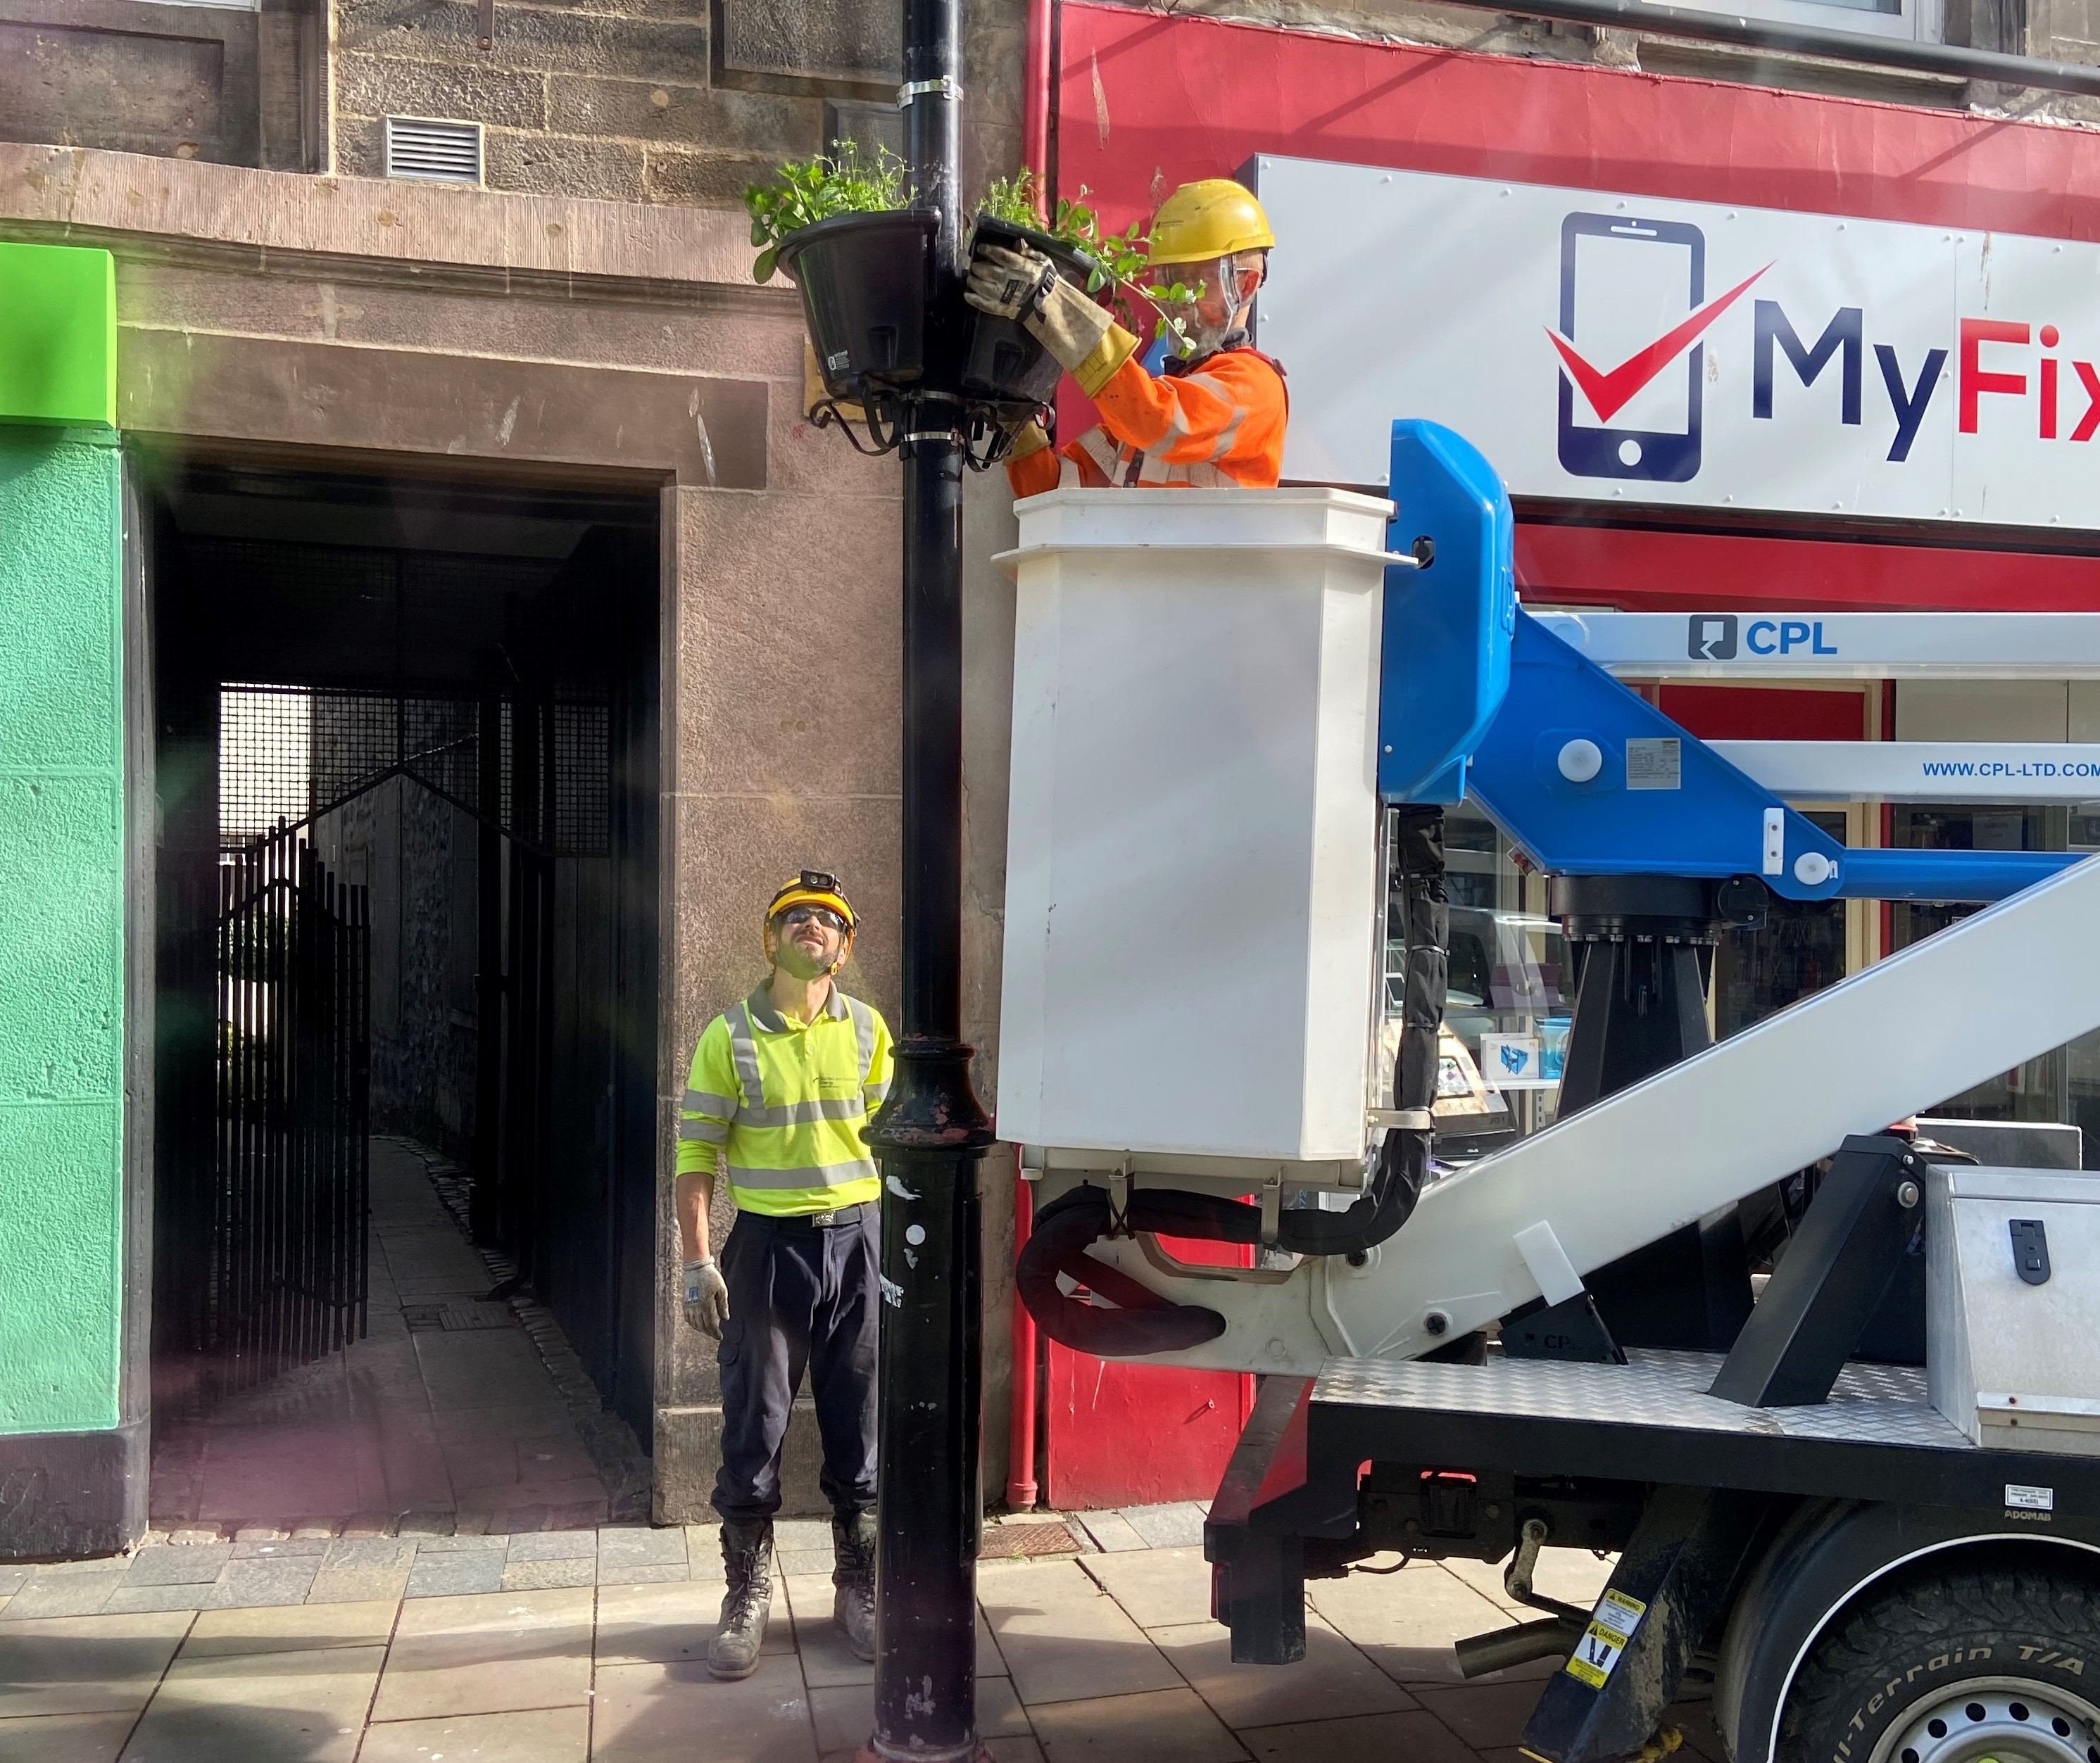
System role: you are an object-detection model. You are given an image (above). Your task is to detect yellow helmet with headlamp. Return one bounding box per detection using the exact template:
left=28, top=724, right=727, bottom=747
left=762, top=870, right=858, bottom=973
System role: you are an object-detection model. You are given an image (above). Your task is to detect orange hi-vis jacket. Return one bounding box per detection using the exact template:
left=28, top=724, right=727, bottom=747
left=1006, top=331, right=1288, bottom=495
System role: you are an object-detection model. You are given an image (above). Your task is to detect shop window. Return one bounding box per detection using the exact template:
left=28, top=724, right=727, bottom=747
left=1890, top=804, right=2096, bottom=1161
left=1381, top=804, right=1568, bottom=1157
left=1714, top=809, right=1850, bottom=1040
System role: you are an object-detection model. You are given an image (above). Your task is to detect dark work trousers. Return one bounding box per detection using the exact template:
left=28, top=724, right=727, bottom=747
left=712, top=1203, right=879, bottom=1526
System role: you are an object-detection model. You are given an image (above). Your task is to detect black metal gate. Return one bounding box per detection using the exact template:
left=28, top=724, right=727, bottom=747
left=206, top=825, right=373, bottom=1398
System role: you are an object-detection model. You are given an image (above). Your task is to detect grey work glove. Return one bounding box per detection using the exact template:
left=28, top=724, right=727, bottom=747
left=683, top=1257, right=729, bottom=1338
left=967, top=242, right=1119, bottom=379
left=965, top=241, right=1058, bottom=321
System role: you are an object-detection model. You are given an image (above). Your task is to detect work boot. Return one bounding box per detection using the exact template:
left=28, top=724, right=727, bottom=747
left=708, top=1518, right=774, bottom=1681
left=832, top=1508, right=877, bottom=1662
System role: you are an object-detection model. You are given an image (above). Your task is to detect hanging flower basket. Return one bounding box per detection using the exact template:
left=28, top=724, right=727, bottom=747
left=777, top=210, right=941, bottom=403
left=960, top=215, right=1103, bottom=409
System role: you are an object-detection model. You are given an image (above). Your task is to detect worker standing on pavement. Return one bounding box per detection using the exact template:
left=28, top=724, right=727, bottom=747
left=963, top=178, right=1288, bottom=493
left=674, top=871, right=894, bottom=1681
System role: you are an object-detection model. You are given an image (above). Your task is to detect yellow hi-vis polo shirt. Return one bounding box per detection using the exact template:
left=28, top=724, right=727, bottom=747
left=676, top=983, right=894, bottom=1216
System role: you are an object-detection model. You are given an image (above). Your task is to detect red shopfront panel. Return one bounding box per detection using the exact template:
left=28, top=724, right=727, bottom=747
left=1043, top=1231, right=1257, bottom=1511
left=1657, top=685, right=1866, bottom=743
left=1048, top=1, right=2100, bottom=619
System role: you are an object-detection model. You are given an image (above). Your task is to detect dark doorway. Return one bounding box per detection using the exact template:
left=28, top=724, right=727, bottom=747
left=142, top=459, right=660, bottom=1531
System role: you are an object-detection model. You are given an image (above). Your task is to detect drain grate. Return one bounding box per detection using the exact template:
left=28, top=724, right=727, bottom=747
left=401, top=1300, right=516, bottom=1333
left=981, top=1520, right=1082, bottom=1558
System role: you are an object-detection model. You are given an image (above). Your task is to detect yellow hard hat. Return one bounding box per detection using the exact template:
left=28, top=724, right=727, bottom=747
left=763, top=869, right=857, bottom=969
left=1146, top=180, right=1276, bottom=267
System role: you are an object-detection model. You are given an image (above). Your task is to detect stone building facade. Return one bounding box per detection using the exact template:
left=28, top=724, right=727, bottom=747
left=6, top=0, right=2100, bottom=1552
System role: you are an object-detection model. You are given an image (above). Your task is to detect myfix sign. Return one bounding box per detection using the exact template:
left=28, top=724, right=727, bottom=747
left=1250, top=154, right=2100, bottom=530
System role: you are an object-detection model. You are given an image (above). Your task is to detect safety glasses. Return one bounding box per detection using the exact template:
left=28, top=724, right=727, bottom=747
left=777, top=904, right=846, bottom=933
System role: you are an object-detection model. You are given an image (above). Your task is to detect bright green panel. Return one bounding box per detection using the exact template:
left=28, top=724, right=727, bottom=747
left=0, top=244, right=115, bottom=429
left=0, top=778, right=124, bottom=1101
left=0, top=424, right=125, bottom=1436
left=0, top=1104, right=122, bottom=1432
left=0, top=434, right=122, bottom=771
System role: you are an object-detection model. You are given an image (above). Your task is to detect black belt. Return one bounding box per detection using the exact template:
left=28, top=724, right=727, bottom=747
left=747, top=1201, right=872, bottom=1232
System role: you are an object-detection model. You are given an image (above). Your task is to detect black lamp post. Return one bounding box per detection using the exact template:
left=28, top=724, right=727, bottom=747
left=859, top=0, right=998, bottom=1755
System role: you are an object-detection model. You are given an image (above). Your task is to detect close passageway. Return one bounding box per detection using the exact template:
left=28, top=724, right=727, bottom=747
left=149, top=1138, right=639, bottom=1536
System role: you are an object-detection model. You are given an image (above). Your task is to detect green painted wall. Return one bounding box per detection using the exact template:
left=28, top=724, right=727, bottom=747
left=0, top=426, right=126, bottom=1434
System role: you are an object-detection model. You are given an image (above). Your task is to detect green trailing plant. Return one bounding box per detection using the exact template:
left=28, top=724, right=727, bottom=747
left=742, top=141, right=909, bottom=284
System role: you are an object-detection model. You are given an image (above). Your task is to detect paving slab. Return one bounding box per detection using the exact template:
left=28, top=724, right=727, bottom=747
left=500, top=1557, right=596, bottom=1591
left=308, top=1565, right=413, bottom=1605
left=356, top=1705, right=593, bottom=1762
left=0, top=1707, right=140, bottom=1763
left=597, top=1526, right=688, bottom=1569
left=594, top=1577, right=795, bottom=1667
left=979, top=1559, right=1182, bottom=1707
left=1068, top=1512, right=1146, bottom=1553
left=1029, top=1685, right=1247, bottom=1763
left=505, top=1530, right=597, bottom=1562
left=373, top=1587, right=593, bottom=1721
left=1411, top=1679, right=1554, bottom=1750
left=232, top=1538, right=329, bottom=1560
left=405, top=1551, right=506, bottom=1600
left=1117, top=1504, right=1207, bottom=1550
left=1305, top=1562, right=1514, bottom=1686
left=323, top=1538, right=417, bottom=1572
left=782, top=1573, right=867, bottom=1688
left=122, top=1544, right=231, bottom=1585
left=0, top=1610, right=193, bottom=1719
left=1238, top=1707, right=1481, bottom=1763
left=1148, top=1615, right=1418, bottom=1729
left=591, top=1653, right=817, bottom=1763
left=206, top=1555, right=320, bottom=1608
left=118, top=1641, right=384, bottom=1762
left=103, top=1581, right=218, bottom=1614
left=1077, top=1547, right=1212, bottom=1629
left=411, top=1535, right=508, bottom=1555
left=1, top=1572, right=125, bottom=1620
left=184, top=1599, right=401, bottom=1657
left=595, top=1562, right=691, bottom=1586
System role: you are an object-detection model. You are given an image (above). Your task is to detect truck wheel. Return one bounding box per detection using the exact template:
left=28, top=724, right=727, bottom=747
left=1779, top=1553, right=2100, bottom=1763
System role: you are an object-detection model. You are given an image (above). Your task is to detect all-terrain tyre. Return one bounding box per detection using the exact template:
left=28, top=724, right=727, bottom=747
left=1778, top=1548, right=2100, bottom=1763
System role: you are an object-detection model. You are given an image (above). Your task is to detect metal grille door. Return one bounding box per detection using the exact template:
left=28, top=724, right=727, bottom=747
left=210, top=827, right=373, bottom=1397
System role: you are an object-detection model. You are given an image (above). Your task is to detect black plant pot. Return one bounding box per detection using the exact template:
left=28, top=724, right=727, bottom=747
left=777, top=209, right=941, bottom=401
left=960, top=216, right=1102, bottom=409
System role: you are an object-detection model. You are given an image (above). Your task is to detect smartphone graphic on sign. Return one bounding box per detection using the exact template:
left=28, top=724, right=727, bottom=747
left=1557, top=213, right=1704, bottom=484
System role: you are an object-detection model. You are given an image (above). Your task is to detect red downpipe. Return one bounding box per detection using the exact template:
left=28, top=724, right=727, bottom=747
left=1007, top=0, right=1052, bottom=1513
left=1005, top=1168, right=1040, bottom=1511
left=1024, top=0, right=1052, bottom=210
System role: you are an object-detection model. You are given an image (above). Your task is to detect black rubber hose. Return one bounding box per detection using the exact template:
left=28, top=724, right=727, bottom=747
left=1014, top=809, right=1448, bottom=1354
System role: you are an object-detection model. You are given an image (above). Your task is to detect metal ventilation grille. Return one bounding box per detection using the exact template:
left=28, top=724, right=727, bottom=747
left=384, top=116, right=484, bottom=184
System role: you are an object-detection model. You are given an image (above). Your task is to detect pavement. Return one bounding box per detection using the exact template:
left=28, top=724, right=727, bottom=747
left=0, top=1505, right=1728, bottom=1763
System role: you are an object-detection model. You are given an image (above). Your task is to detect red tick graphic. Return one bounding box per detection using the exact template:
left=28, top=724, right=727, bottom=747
left=1548, top=264, right=1773, bottom=422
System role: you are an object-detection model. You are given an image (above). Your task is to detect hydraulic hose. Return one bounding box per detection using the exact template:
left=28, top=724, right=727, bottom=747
left=1016, top=809, right=1447, bottom=1356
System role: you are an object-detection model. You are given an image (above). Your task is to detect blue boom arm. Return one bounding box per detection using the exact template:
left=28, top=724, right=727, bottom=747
left=1378, top=419, right=2079, bottom=904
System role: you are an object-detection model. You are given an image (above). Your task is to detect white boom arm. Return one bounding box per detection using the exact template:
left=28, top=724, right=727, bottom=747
left=1044, top=849, right=2100, bottom=1376
left=1534, top=610, right=2100, bottom=680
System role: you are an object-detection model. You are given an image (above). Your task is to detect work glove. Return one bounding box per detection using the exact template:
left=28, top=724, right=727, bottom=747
left=965, top=240, right=1059, bottom=320
left=683, top=1257, right=730, bottom=1338
left=967, top=244, right=1118, bottom=377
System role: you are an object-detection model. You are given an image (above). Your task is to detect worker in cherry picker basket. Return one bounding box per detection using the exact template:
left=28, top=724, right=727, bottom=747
left=964, top=178, right=1289, bottom=493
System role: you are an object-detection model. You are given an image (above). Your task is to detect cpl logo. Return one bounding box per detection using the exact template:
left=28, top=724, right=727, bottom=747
left=1686, top=614, right=1840, bottom=660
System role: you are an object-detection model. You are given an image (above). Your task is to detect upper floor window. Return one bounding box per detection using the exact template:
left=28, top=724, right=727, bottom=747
left=1661, top=0, right=1942, bottom=44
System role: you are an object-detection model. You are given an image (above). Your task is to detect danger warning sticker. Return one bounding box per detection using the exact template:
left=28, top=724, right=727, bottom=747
left=1564, top=1589, right=1647, bottom=1691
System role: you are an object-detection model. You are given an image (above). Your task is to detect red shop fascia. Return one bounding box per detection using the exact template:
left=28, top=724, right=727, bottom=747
left=1040, top=0, right=2100, bottom=619
left=1019, top=3, right=2100, bottom=1513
